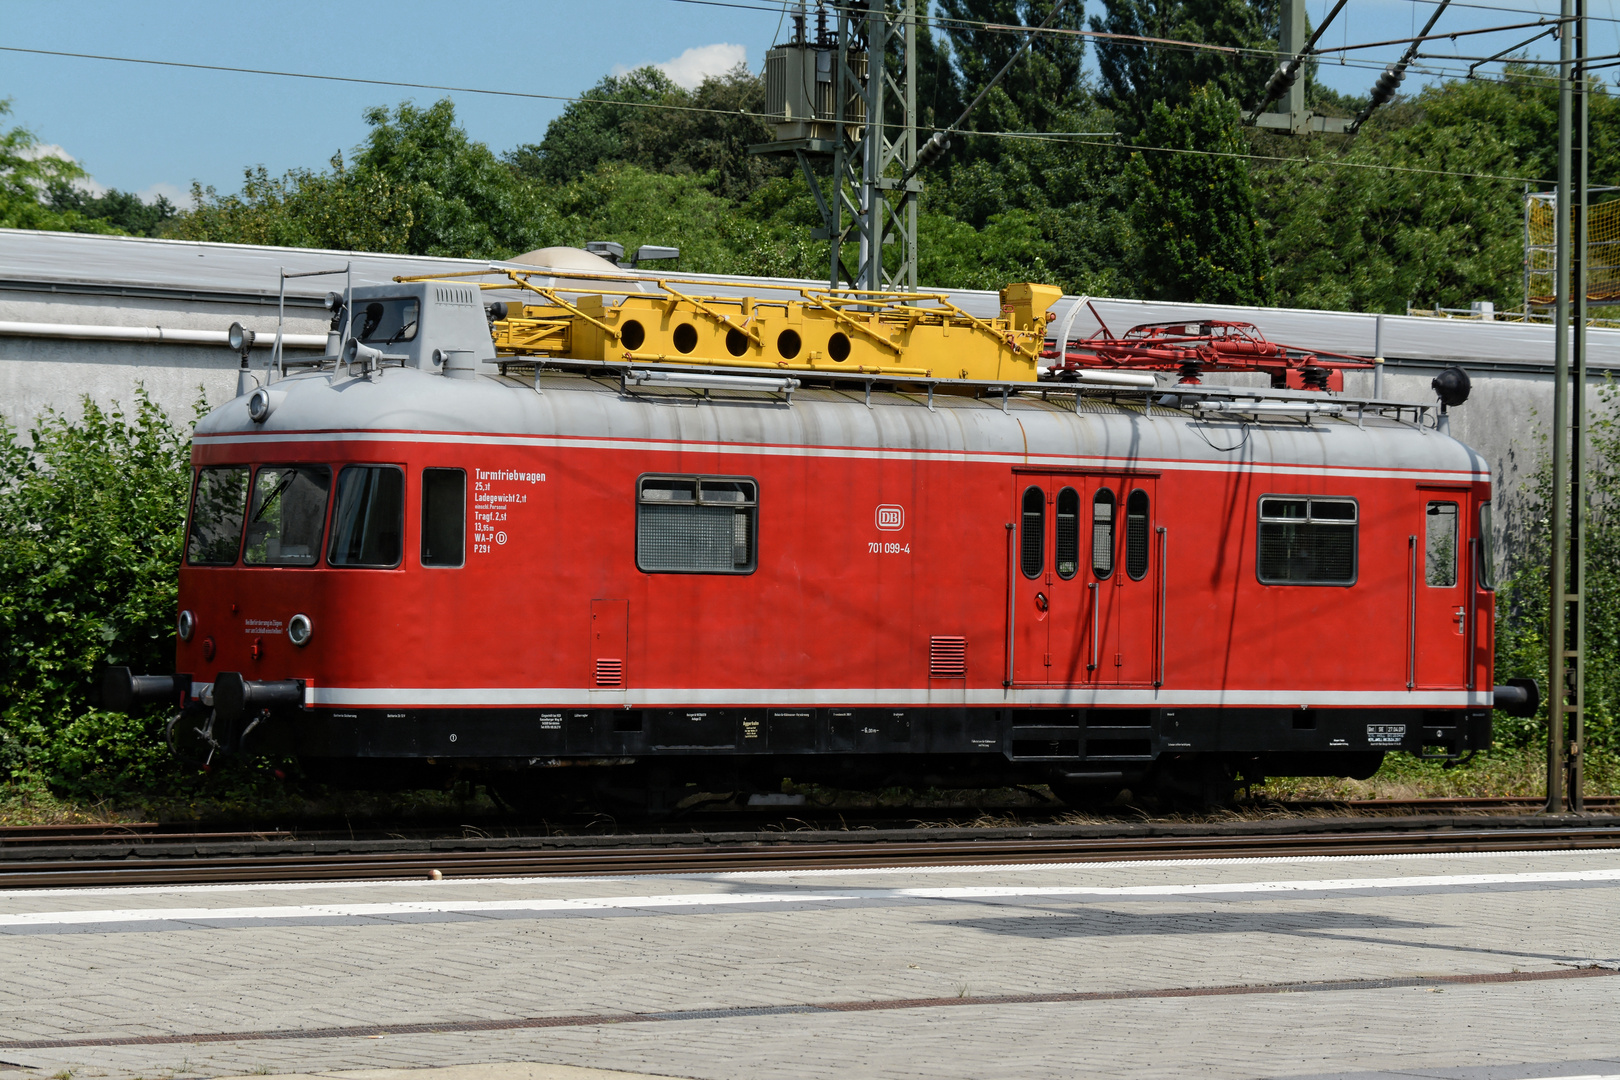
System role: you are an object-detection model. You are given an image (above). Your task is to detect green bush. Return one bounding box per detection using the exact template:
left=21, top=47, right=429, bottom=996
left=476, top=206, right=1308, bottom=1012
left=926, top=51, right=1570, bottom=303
left=0, top=391, right=196, bottom=798
left=1493, top=380, right=1620, bottom=762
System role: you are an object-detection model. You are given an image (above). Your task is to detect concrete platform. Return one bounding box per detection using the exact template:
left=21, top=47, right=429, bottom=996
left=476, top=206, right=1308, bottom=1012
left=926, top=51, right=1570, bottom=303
left=2, top=849, right=1618, bottom=1079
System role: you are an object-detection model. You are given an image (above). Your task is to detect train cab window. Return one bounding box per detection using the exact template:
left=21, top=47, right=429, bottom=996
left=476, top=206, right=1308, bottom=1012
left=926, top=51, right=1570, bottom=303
left=1092, top=489, right=1115, bottom=577
left=421, top=468, right=466, bottom=568
left=1425, top=501, right=1459, bottom=587
left=1125, top=490, right=1150, bottom=580
left=328, top=465, right=405, bottom=568
left=244, top=465, right=332, bottom=567
left=1055, top=488, right=1080, bottom=579
left=637, top=475, right=757, bottom=574
left=349, top=298, right=420, bottom=345
left=1256, top=496, right=1358, bottom=585
left=1020, top=486, right=1045, bottom=578
left=186, top=466, right=251, bottom=566
left=1478, top=502, right=1495, bottom=590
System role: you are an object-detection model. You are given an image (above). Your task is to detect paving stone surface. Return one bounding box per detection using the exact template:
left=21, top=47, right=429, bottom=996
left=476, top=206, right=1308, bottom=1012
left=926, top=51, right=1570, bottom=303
left=2, top=849, right=1618, bottom=1079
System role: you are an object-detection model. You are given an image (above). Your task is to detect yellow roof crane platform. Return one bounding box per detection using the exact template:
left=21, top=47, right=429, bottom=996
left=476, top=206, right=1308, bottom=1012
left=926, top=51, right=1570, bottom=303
left=396, top=267, right=1061, bottom=385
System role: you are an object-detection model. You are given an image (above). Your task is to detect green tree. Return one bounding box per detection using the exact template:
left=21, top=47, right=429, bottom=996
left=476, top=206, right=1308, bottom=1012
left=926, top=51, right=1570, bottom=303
left=44, top=182, right=176, bottom=237
left=172, top=99, right=555, bottom=259
left=508, top=67, right=790, bottom=201
left=1089, top=0, right=1279, bottom=135
left=169, top=155, right=420, bottom=252
left=1126, top=85, right=1272, bottom=304
left=0, top=100, right=121, bottom=235
left=936, top=0, right=1088, bottom=139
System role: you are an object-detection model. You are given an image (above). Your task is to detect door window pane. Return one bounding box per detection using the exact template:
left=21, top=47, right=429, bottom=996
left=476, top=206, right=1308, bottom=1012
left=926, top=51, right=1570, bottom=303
left=1020, top=486, right=1045, bottom=579
left=186, top=466, right=250, bottom=566
left=328, top=466, right=405, bottom=568
left=1478, top=502, right=1495, bottom=590
left=1425, top=501, right=1458, bottom=587
left=1055, top=487, right=1080, bottom=580
left=244, top=466, right=331, bottom=567
left=421, top=468, right=466, bottom=568
left=1092, top=489, right=1115, bottom=577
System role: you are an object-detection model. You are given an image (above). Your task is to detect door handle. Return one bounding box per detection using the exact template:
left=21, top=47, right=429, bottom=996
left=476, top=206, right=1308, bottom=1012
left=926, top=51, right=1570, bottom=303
left=1087, top=581, right=1098, bottom=671
left=1035, top=592, right=1048, bottom=612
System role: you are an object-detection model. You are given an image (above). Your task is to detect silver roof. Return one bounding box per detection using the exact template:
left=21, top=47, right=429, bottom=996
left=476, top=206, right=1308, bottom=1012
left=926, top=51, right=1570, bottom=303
left=2, top=227, right=1601, bottom=370
left=197, top=366, right=1488, bottom=481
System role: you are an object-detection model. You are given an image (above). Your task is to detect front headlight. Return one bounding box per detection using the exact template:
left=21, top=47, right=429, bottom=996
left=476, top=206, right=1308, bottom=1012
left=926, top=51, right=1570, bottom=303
left=177, top=609, right=196, bottom=642
left=288, top=613, right=312, bottom=647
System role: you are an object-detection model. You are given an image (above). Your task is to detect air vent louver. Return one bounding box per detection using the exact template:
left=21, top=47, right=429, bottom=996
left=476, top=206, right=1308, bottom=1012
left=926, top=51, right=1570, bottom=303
left=930, top=636, right=967, bottom=679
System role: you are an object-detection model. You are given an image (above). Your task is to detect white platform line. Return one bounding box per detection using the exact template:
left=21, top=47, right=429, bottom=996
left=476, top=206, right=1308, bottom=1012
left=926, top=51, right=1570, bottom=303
left=4, top=866, right=1619, bottom=929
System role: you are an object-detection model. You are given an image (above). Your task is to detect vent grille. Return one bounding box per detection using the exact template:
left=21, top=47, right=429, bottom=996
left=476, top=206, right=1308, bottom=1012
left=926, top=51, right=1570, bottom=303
left=594, top=658, right=623, bottom=687
left=930, top=636, right=967, bottom=679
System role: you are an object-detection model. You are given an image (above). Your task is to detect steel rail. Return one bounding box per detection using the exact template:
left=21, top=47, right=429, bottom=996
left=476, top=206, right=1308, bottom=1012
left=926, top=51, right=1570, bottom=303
left=3, top=823, right=1618, bottom=889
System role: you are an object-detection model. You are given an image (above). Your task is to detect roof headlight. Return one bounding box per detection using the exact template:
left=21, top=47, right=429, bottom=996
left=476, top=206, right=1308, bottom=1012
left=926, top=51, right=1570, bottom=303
left=288, top=613, right=313, bottom=647
left=177, top=609, right=196, bottom=642
left=227, top=322, right=255, bottom=354
left=247, top=386, right=273, bottom=423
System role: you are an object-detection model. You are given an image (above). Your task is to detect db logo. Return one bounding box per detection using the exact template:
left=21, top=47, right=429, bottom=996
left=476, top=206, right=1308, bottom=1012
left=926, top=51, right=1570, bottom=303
left=875, top=505, right=905, bottom=531
left=495, top=531, right=508, bottom=546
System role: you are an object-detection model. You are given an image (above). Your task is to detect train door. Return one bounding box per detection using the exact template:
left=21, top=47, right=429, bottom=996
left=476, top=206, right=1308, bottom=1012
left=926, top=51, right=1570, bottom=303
left=1411, top=489, right=1473, bottom=689
left=1011, top=475, right=1158, bottom=687
left=1095, top=478, right=1160, bottom=687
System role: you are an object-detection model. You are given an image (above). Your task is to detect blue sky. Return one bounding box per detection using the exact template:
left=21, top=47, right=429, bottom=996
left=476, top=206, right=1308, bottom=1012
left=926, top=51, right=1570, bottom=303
left=0, top=0, right=1593, bottom=205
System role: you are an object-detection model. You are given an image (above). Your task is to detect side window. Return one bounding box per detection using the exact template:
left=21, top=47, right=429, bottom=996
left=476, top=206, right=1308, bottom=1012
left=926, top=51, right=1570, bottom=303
left=1092, top=489, right=1115, bottom=578
left=186, top=465, right=251, bottom=566
left=637, top=475, right=757, bottom=574
left=244, top=465, right=332, bottom=567
left=328, top=465, right=405, bottom=568
left=1055, top=487, right=1080, bottom=580
left=421, top=468, right=466, bottom=568
left=1256, top=496, right=1358, bottom=585
left=1478, top=501, right=1495, bottom=591
left=1020, top=486, right=1045, bottom=579
left=1125, top=489, right=1150, bottom=580
left=1425, top=501, right=1458, bottom=587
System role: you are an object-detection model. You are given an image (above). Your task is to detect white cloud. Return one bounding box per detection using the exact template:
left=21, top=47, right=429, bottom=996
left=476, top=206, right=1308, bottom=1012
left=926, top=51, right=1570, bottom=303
left=612, top=42, right=748, bottom=91
left=19, top=142, right=181, bottom=203
left=137, top=181, right=187, bottom=206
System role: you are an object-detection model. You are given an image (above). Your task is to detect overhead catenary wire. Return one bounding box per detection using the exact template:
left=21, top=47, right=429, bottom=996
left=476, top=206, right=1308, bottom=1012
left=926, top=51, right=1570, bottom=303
left=0, top=44, right=1549, bottom=186
left=661, top=0, right=1585, bottom=77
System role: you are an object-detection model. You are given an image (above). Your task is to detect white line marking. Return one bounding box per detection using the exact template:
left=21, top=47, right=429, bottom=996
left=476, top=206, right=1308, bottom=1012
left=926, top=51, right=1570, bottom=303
left=5, top=848, right=1615, bottom=900
left=306, top=685, right=1488, bottom=708
left=5, top=867, right=1618, bottom=929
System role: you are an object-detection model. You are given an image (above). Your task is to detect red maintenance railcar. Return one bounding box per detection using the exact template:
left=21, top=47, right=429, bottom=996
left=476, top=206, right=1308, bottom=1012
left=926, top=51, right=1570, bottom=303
left=107, top=266, right=1536, bottom=806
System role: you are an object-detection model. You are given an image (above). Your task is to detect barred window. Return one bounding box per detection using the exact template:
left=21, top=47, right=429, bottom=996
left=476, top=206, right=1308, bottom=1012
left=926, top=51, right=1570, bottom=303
left=1020, top=486, right=1045, bottom=579
left=1055, top=487, right=1080, bottom=580
left=1092, top=489, right=1114, bottom=577
left=637, top=475, right=757, bottom=574
left=1125, top=489, right=1150, bottom=581
left=1257, top=496, right=1357, bottom=586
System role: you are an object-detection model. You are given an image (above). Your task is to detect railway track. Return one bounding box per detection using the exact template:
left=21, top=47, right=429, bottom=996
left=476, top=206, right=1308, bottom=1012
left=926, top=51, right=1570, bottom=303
left=2, top=812, right=1618, bottom=889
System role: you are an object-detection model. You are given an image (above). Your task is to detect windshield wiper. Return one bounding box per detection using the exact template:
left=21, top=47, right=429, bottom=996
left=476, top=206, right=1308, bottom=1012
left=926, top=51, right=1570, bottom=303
left=251, top=471, right=297, bottom=522
left=386, top=320, right=417, bottom=345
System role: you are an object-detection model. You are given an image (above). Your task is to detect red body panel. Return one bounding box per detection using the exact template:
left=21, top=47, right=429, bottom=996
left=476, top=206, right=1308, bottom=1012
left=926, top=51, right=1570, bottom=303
left=179, top=434, right=1493, bottom=709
